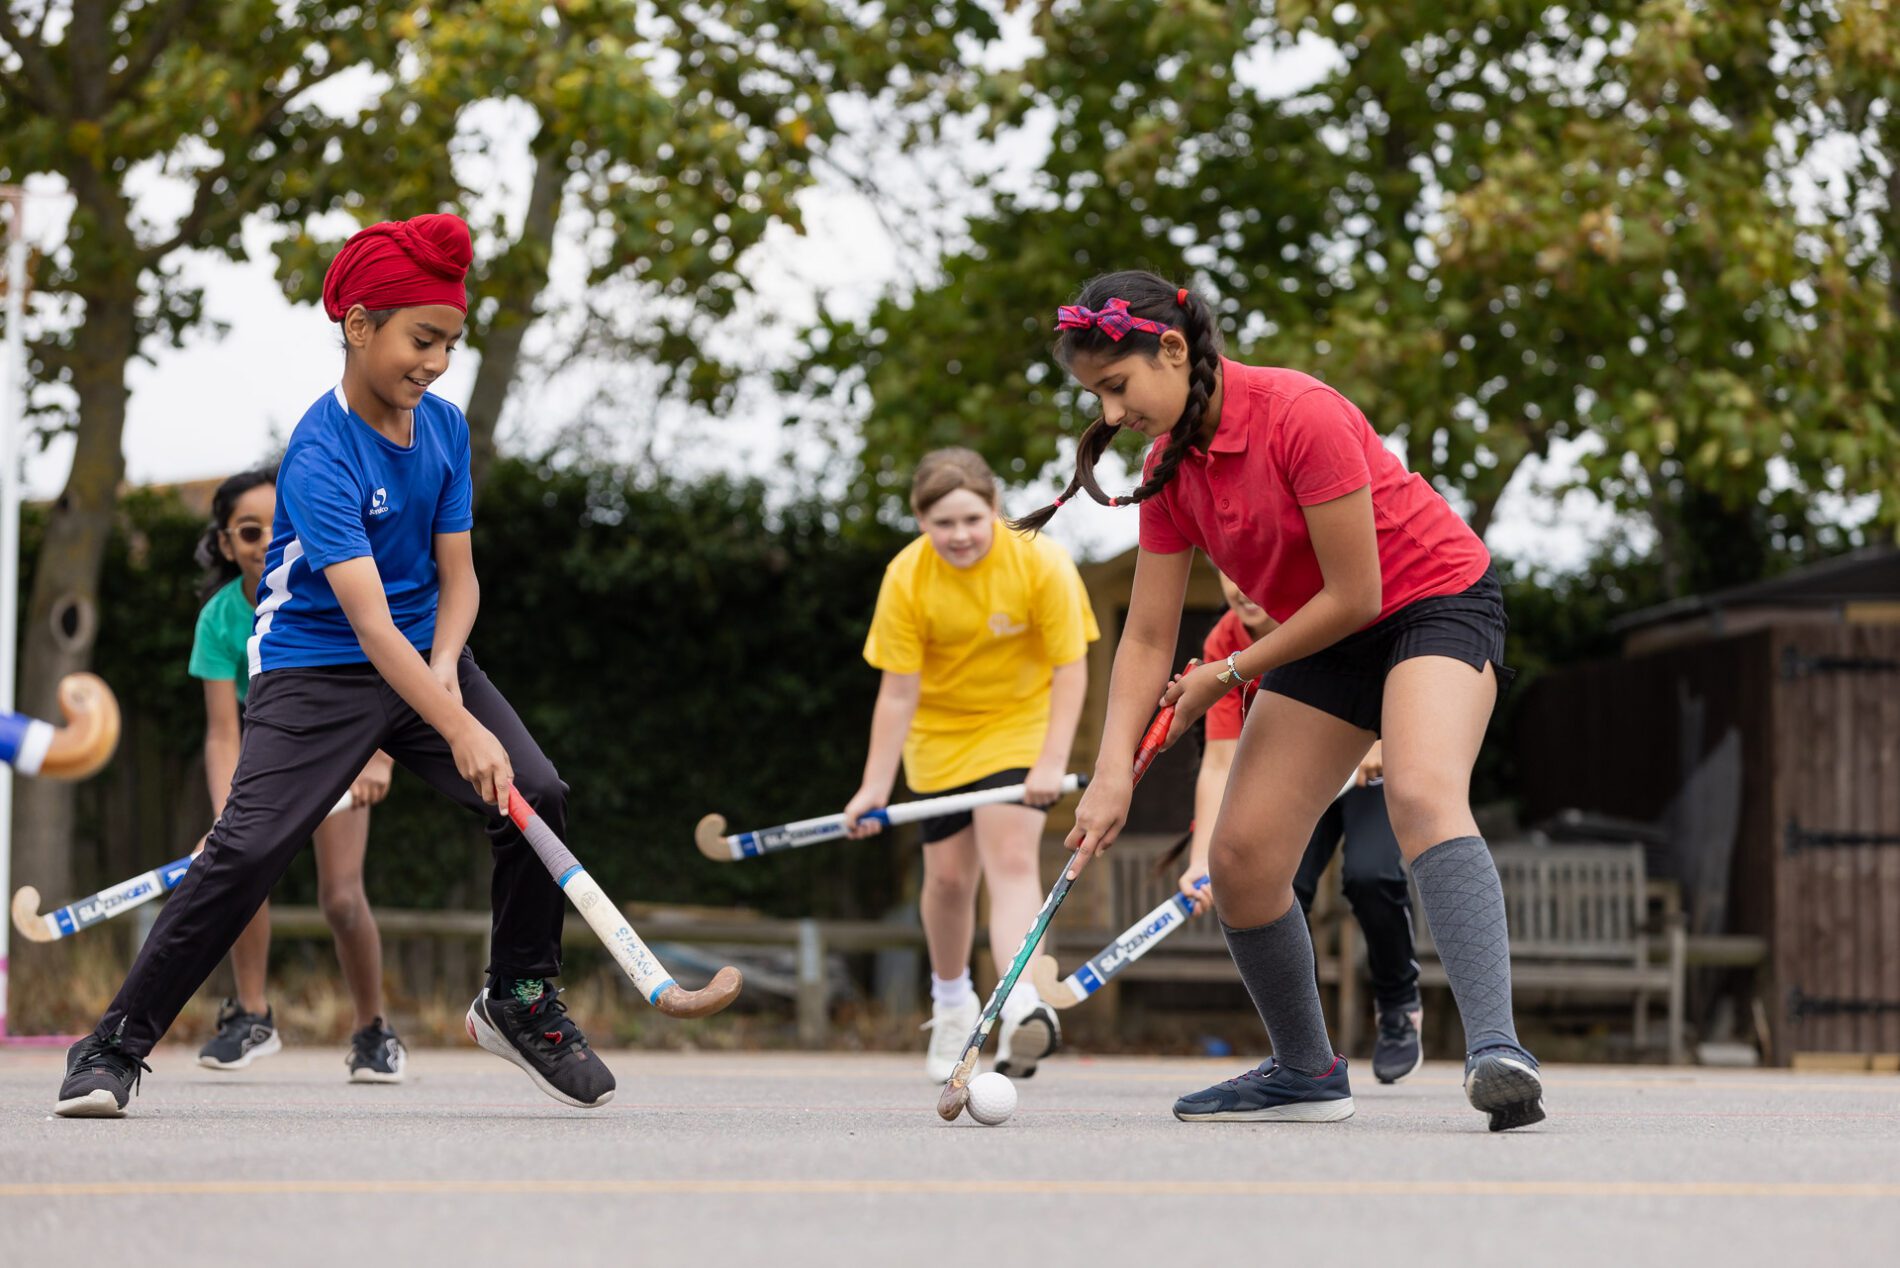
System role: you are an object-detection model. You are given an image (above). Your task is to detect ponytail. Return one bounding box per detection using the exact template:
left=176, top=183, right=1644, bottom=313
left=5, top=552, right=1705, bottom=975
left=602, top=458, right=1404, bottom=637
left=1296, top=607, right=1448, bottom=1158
left=1009, top=271, right=1223, bottom=535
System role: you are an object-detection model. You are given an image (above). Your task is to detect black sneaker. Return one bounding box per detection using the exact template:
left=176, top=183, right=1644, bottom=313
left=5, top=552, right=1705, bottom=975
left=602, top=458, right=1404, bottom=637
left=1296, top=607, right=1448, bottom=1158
left=1372, top=1001, right=1425, bottom=1084
left=197, top=999, right=281, bottom=1071
left=346, top=1017, right=407, bottom=1084
left=994, top=1003, right=1061, bottom=1079
left=55, top=1031, right=152, bottom=1118
left=465, top=984, right=615, bottom=1108
left=1464, top=1045, right=1545, bottom=1131
left=1173, top=1055, right=1356, bottom=1123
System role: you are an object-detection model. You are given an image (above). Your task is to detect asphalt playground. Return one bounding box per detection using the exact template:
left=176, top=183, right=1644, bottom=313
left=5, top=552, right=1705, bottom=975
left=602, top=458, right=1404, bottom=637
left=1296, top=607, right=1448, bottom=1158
left=2, top=1046, right=1897, bottom=1266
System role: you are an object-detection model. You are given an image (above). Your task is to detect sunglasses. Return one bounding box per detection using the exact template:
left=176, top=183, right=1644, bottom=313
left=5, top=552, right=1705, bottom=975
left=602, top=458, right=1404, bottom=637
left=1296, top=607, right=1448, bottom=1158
left=224, top=524, right=268, bottom=545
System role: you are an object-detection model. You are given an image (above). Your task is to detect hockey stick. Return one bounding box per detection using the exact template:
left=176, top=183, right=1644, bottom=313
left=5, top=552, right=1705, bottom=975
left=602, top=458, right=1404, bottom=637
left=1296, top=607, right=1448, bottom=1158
left=937, top=697, right=1179, bottom=1122
left=694, top=774, right=1088, bottom=862
left=11, top=791, right=357, bottom=943
left=506, top=787, right=742, bottom=1019
left=0, top=673, right=122, bottom=781
left=1030, top=876, right=1208, bottom=1009
left=1028, top=773, right=1365, bottom=1008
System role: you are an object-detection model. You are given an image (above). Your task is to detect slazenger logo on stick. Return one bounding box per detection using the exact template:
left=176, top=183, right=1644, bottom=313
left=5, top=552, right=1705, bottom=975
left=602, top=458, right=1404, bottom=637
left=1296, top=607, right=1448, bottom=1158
left=1095, top=912, right=1180, bottom=973
left=79, top=881, right=157, bottom=922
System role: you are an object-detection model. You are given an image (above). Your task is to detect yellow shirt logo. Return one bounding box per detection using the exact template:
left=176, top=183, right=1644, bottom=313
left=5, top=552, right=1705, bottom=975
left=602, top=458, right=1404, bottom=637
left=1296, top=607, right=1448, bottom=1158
left=988, top=612, right=1028, bottom=638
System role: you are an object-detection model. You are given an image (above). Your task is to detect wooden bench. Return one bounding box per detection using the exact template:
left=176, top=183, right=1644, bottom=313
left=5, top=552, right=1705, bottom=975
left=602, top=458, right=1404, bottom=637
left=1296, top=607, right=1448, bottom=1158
left=1059, top=837, right=1688, bottom=1064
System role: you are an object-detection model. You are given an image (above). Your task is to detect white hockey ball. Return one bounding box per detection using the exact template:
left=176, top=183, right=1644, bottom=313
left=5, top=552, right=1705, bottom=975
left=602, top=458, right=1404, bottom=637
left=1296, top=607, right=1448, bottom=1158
left=966, top=1071, right=1016, bottom=1126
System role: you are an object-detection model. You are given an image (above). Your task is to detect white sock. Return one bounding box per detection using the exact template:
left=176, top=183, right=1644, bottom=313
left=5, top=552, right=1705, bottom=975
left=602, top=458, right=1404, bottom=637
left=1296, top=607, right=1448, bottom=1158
left=1001, top=979, right=1042, bottom=1023
left=931, top=972, right=975, bottom=1008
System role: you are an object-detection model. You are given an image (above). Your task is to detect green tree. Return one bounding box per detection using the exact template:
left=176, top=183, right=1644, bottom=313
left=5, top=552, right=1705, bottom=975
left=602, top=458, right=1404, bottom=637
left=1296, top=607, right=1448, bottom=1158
left=270, top=0, right=1000, bottom=488
left=1, top=0, right=427, bottom=898
left=797, top=1, right=1898, bottom=581
left=1, top=0, right=995, bottom=896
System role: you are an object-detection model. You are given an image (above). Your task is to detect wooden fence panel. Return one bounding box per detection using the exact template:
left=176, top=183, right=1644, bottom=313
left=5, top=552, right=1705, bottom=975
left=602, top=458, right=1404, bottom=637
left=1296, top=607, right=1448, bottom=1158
left=1771, top=625, right=1900, bottom=1061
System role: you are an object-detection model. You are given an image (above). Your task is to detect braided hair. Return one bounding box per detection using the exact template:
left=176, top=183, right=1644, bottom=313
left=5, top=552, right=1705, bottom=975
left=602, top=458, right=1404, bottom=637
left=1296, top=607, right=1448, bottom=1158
left=1008, top=271, right=1223, bottom=534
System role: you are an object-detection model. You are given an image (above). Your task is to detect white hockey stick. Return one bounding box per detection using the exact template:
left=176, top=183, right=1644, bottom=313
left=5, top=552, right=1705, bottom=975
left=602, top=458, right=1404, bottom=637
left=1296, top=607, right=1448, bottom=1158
left=11, top=791, right=356, bottom=943
left=1029, top=773, right=1366, bottom=1007
left=695, top=773, right=1088, bottom=862
left=506, top=788, right=741, bottom=1018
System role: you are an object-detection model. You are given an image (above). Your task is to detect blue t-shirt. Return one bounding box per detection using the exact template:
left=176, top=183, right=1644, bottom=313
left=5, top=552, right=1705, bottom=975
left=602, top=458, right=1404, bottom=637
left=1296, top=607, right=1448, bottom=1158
left=249, top=385, right=475, bottom=674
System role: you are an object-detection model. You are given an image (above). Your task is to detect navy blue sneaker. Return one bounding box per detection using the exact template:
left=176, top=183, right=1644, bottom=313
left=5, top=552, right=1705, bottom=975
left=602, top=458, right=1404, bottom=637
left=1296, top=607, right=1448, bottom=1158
left=1464, top=1045, right=1544, bottom=1131
left=1172, top=1056, right=1355, bottom=1123
left=1372, top=1001, right=1424, bottom=1084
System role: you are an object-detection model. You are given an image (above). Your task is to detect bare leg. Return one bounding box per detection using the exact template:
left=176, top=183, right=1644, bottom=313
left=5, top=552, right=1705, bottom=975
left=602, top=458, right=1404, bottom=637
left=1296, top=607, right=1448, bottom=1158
left=919, top=826, right=980, bottom=982
left=312, top=804, right=383, bottom=1030
left=1378, top=657, right=1496, bottom=859
left=229, top=901, right=272, bottom=1016
left=971, top=802, right=1045, bottom=974
left=1209, top=692, right=1375, bottom=928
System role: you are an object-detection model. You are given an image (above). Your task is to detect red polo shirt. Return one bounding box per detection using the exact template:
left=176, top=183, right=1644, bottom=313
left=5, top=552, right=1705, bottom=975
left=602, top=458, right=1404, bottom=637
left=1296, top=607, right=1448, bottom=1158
left=1138, top=360, right=1489, bottom=625
left=1200, top=608, right=1255, bottom=741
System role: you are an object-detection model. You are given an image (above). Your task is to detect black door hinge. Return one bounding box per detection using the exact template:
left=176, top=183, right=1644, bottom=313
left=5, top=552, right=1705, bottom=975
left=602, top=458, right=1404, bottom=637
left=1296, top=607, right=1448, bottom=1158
left=1790, top=989, right=1900, bottom=1019
left=1784, top=821, right=1900, bottom=855
left=1780, top=648, right=1900, bottom=679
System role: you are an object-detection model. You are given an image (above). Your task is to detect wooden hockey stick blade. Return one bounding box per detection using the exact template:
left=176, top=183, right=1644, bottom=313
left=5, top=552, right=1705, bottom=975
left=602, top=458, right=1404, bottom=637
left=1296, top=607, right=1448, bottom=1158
left=653, top=966, right=745, bottom=1019
left=38, top=673, right=122, bottom=780
left=937, top=1059, right=975, bottom=1121
left=1028, top=953, right=1082, bottom=1010
left=693, top=813, right=733, bottom=862
left=10, top=886, right=54, bottom=942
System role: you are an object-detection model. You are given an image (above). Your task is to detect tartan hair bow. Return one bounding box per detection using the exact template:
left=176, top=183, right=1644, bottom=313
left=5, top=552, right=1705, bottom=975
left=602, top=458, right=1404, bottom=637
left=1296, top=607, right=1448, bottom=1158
left=1054, top=297, right=1170, bottom=341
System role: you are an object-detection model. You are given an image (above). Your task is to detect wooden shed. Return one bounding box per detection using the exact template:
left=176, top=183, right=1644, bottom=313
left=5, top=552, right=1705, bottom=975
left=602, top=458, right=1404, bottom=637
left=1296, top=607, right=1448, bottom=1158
left=1516, top=547, right=1900, bottom=1065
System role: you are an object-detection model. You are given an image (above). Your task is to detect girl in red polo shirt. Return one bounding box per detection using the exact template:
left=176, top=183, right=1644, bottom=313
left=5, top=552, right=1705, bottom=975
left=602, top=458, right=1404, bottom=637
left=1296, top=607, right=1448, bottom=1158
left=1014, top=270, right=1542, bottom=1132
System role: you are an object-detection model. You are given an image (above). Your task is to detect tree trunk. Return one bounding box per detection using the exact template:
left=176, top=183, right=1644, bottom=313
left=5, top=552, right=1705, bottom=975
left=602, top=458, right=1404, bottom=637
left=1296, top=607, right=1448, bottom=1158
left=9, top=280, right=136, bottom=901
left=1647, top=477, right=1685, bottom=598
left=465, top=145, right=567, bottom=492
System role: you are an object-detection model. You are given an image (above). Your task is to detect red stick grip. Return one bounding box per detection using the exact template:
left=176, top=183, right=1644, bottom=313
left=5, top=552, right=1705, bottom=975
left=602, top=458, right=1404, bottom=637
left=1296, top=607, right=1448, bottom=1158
left=1131, top=704, right=1175, bottom=782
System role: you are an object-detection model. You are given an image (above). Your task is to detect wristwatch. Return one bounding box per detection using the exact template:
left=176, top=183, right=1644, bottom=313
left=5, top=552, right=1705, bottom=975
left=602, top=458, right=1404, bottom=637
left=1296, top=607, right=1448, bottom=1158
left=1214, top=652, right=1250, bottom=686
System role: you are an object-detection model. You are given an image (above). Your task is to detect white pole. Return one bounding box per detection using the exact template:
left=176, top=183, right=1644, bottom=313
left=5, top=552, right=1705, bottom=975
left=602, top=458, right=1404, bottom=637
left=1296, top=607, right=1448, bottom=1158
left=1, top=188, right=29, bottom=1038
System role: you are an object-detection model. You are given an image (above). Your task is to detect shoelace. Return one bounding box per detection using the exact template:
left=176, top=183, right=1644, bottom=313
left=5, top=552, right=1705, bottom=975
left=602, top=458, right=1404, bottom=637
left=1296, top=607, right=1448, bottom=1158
left=517, top=988, right=586, bottom=1058
left=72, top=1036, right=153, bottom=1098
left=1377, top=1012, right=1416, bottom=1042
left=920, top=1012, right=973, bottom=1058
left=350, top=1022, right=396, bottom=1064
left=1219, top=1059, right=1279, bottom=1089
left=215, top=1003, right=265, bottom=1042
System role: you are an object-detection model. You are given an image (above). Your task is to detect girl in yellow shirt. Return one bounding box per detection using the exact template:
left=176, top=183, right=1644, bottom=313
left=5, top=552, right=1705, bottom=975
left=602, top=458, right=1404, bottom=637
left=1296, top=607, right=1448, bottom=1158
left=842, top=448, right=1099, bottom=1083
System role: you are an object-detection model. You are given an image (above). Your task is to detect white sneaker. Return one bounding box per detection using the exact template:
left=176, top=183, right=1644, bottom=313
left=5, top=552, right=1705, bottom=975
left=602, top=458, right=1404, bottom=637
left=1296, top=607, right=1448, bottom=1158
left=996, top=1002, right=1060, bottom=1079
left=923, top=996, right=979, bottom=1084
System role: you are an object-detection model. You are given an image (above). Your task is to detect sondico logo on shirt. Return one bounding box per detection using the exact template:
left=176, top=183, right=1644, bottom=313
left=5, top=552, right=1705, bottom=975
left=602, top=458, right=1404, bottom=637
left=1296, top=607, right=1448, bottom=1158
left=987, top=612, right=1028, bottom=638
left=369, top=487, right=390, bottom=517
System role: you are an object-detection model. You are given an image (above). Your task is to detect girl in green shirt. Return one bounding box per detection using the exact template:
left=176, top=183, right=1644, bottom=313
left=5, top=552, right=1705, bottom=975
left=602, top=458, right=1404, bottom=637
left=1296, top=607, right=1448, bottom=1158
left=187, top=467, right=406, bottom=1082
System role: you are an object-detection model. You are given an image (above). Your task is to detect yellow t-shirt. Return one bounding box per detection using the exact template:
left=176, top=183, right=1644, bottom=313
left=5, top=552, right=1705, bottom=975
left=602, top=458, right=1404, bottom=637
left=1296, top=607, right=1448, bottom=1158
left=863, top=522, right=1100, bottom=793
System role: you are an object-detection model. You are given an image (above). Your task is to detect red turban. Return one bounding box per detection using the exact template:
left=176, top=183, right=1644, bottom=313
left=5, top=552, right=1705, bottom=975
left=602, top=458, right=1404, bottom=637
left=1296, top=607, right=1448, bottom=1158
left=321, top=213, right=473, bottom=321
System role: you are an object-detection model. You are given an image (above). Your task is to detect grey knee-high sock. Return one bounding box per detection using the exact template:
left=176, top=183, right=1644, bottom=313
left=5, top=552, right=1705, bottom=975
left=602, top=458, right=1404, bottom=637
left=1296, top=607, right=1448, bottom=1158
left=1410, top=836, right=1521, bottom=1054
left=1222, top=904, right=1336, bottom=1076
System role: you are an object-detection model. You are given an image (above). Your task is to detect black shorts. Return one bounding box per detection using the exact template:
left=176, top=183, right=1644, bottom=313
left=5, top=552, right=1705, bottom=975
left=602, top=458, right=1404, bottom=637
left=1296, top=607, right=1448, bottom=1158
left=919, top=767, right=1042, bottom=844
left=1258, top=565, right=1515, bottom=736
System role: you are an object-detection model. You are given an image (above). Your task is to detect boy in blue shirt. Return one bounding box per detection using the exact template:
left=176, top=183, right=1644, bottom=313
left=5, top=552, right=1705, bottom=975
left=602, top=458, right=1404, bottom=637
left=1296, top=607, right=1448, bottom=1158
left=57, top=214, right=614, bottom=1117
